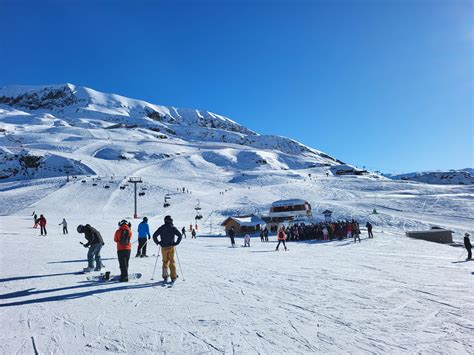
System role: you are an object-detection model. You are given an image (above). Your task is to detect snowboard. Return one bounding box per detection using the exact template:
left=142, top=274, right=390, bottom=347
left=86, top=272, right=142, bottom=282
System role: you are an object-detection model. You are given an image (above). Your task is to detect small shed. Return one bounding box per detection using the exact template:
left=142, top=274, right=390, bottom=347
left=221, top=215, right=265, bottom=235
left=406, top=228, right=453, bottom=244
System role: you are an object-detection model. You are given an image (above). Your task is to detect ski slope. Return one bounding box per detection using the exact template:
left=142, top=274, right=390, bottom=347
left=1, top=83, right=473, bottom=353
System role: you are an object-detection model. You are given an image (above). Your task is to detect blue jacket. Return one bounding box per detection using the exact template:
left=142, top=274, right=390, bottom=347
left=137, top=222, right=150, bottom=239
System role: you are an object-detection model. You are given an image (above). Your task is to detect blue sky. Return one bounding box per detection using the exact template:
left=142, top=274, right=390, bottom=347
left=1, top=0, right=472, bottom=172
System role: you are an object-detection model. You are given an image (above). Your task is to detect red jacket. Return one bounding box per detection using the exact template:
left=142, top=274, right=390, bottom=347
left=114, top=224, right=132, bottom=251
left=278, top=230, right=286, bottom=241
left=38, top=217, right=47, bottom=227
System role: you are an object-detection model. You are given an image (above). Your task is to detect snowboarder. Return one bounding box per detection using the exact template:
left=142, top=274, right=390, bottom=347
left=244, top=234, right=251, bottom=247
left=228, top=226, right=236, bottom=247
left=152, top=215, right=182, bottom=283
left=464, top=233, right=472, bottom=260
left=276, top=227, right=287, bottom=251
left=136, top=217, right=150, bottom=257
left=59, top=218, right=68, bottom=234
left=77, top=224, right=105, bottom=272
left=114, top=220, right=132, bottom=282
left=181, top=226, right=187, bottom=239
left=37, top=215, right=47, bottom=236
left=191, top=228, right=196, bottom=239
left=366, top=222, right=373, bottom=238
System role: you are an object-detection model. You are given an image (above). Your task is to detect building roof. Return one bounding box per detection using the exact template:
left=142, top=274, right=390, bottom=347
left=221, top=214, right=265, bottom=227
left=271, top=199, right=308, bottom=207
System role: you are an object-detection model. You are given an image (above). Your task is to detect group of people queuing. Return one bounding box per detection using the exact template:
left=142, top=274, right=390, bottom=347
left=76, top=216, right=182, bottom=283
left=279, top=220, right=371, bottom=243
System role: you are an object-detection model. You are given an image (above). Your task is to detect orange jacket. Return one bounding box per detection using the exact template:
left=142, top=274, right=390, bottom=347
left=114, top=224, right=132, bottom=251
left=277, top=230, right=286, bottom=241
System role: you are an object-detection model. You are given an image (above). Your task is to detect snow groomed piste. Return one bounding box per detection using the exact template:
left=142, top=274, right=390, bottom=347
left=1, top=84, right=473, bottom=353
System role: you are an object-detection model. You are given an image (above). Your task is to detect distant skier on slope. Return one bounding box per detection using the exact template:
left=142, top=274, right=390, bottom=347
left=181, top=227, right=187, bottom=239
left=227, top=226, right=236, bottom=247
left=136, top=217, right=150, bottom=257
left=114, top=220, right=132, bottom=282
left=366, top=222, right=373, bottom=238
left=276, top=227, right=287, bottom=251
left=38, top=215, right=47, bottom=236
left=33, top=213, right=38, bottom=228
left=464, top=233, right=472, bottom=261
left=152, top=215, right=182, bottom=283
left=260, top=229, right=264, bottom=242
left=59, top=218, right=68, bottom=234
left=77, top=224, right=104, bottom=272
left=191, top=228, right=196, bottom=239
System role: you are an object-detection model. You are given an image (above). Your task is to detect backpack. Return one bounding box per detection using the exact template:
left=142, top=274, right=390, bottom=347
left=119, top=228, right=130, bottom=246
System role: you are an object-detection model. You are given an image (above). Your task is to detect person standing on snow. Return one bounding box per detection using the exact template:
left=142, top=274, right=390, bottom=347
left=244, top=234, right=251, bottom=247
left=191, top=229, right=197, bottom=239
left=322, top=226, right=329, bottom=241
left=181, top=227, right=187, bottom=239
left=228, top=226, right=236, bottom=247
left=59, top=218, right=68, bottom=235
left=366, top=222, right=373, bottom=238
left=276, top=227, right=287, bottom=251
left=263, top=227, right=269, bottom=242
left=152, top=215, right=182, bottom=283
left=260, top=229, right=264, bottom=242
left=33, top=213, right=38, bottom=228
left=464, top=233, right=472, bottom=260
left=353, top=221, right=361, bottom=243
left=77, top=224, right=104, bottom=272
left=136, top=217, right=151, bottom=257
left=38, top=215, right=47, bottom=236
left=114, top=220, right=132, bottom=282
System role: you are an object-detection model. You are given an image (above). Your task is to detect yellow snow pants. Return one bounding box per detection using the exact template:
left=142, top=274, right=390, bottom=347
left=161, top=246, right=177, bottom=280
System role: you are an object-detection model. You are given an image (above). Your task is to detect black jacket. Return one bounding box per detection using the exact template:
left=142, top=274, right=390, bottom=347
left=464, top=236, right=472, bottom=249
left=83, top=225, right=104, bottom=247
left=153, top=222, right=182, bottom=247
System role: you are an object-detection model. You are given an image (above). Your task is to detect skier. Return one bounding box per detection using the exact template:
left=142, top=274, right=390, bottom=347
left=263, top=227, right=269, bottom=242
left=244, top=234, right=251, bottom=247
left=227, top=226, right=236, bottom=247
left=152, top=215, right=182, bottom=283
left=59, top=218, right=68, bottom=234
left=38, top=215, right=47, bottom=236
left=114, top=220, right=132, bottom=282
left=464, top=233, right=472, bottom=260
left=260, top=229, right=264, bottom=242
left=77, top=224, right=105, bottom=272
left=275, top=227, right=287, bottom=251
left=191, top=229, right=196, bottom=239
left=366, top=222, right=373, bottom=238
left=181, top=226, right=187, bottom=239
left=33, top=213, right=38, bottom=228
left=136, top=217, right=151, bottom=257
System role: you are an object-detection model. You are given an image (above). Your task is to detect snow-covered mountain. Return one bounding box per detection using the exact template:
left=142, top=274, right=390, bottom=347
left=388, top=169, right=474, bottom=185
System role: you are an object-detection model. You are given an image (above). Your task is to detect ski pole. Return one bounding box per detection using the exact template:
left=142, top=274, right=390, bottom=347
left=175, top=247, right=185, bottom=281
left=151, top=244, right=161, bottom=280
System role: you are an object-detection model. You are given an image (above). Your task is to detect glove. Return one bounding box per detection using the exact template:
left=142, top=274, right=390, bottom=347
left=83, top=244, right=88, bottom=248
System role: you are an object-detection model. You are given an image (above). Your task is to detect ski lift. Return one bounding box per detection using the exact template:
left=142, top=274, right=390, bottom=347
left=139, top=192, right=145, bottom=197
left=81, top=180, right=86, bottom=183
left=104, top=185, right=110, bottom=189
left=163, top=195, right=171, bottom=208
left=120, top=185, right=126, bottom=190
left=92, top=183, right=97, bottom=186
left=141, top=187, right=147, bottom=191
left=194, top=200, right=202, bottom=220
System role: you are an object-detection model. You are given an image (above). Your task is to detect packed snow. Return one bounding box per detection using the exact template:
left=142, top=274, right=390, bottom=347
left=1, top=84, right=473, bottom=354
